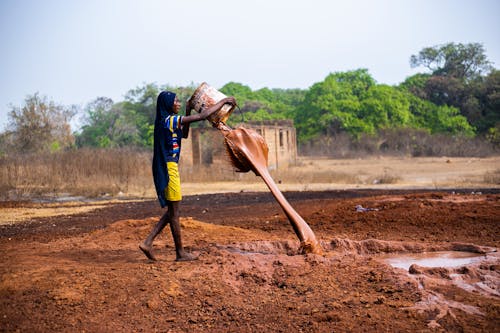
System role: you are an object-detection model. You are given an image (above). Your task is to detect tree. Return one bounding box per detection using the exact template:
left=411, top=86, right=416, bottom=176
left=293, top=69, right=476, bottom=142
left=220, top=82, right=253, bottom=102
left=400, top=73, right=431, bottom=99
left=76, top=97, right=115, bottom=147
left=361, top=85, right=413, bottom=129
left=406, top=94, right=474, bottom=136
left=410, top=42, right=492, bottom=81
left=125, top=83, right=159, bottom=124
left=77, top=97, right=145, bottom=148
left=294, top=70, right=377, bottom=140
left=408, top=43, right=497, bottom=134
left=475, top=69, right=500, bottom=135
left=7, top=93, right=75, bottom=153
left=220, top=82, right=299, bottom=126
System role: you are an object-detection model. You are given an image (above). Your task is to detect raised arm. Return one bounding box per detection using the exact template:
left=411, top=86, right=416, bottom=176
left=181, top=97, right=237, bottom=138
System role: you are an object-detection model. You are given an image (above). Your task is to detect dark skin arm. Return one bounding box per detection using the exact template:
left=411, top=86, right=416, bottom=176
left=182, top=96, right=237, bottom=138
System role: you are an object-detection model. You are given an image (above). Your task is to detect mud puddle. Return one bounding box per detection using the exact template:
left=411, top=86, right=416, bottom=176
left=381, top=251, right=487, bottom=270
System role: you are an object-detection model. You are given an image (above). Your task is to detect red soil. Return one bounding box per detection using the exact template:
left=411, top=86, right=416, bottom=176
left=0, top=189, right=499, bottom=332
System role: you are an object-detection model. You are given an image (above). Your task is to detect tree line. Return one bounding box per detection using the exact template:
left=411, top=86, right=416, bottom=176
left=1, top=42, right=498, bottom=155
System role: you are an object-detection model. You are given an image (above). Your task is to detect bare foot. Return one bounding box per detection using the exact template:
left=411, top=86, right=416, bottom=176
left=175, top=252, right=198, bottom=262
left=139, top=242, right=157, bottom=261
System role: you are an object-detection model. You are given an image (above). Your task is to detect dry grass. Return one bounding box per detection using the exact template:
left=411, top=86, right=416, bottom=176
left=0, top=148, right=152, bottom=198
left=0, top=149, right=499, bottom=200
left=483, top=169, right=500, bottom=185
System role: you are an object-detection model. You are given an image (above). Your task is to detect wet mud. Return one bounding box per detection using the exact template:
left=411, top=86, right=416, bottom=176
left=0, top=190, right=499, bottom=332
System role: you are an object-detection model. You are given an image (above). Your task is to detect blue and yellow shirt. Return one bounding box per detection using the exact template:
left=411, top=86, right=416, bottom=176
left=163, top=115, right=183, bottom=163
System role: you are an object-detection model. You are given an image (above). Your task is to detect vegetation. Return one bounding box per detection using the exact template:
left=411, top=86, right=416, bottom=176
left=0, top=148, right=152, bottom=197
left=0, top=42, right=498, bottom=157
left=1, top=93, right=76, bottom=153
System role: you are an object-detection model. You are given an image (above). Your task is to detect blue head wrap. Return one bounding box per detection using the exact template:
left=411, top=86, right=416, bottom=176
left=152, top=91, right=176, bottom=207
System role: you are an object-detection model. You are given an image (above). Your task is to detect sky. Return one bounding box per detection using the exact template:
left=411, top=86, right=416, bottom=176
left=1, top=0, right=499, bottom=131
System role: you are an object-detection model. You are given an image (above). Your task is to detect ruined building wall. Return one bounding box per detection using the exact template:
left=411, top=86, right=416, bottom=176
left=244, top=121, right=297, bottom=169
left=180, top=121, right=297, bottom=170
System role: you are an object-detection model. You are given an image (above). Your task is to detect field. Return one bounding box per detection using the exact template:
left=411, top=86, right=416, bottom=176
left=0, top=157, right=499, bottom=332
left=1, top=153, right=499, bottom=200
left=182, top=156, right=500, bottom=195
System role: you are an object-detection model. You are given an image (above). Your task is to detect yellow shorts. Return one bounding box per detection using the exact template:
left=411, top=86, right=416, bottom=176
left=165, top=162, right=182, bottom=201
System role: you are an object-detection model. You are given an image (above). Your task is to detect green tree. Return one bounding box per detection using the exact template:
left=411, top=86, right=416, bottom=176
left=220, top=82, right=253, bottom=103
left=408, top=42, right=496, bottom=134
left=294, top=68, right=476, bottom=142
left=124, top=83, right=159, bottom=124
left=406, top=94, right=474, bottom=136
left=475, top=69, right=500, bottom=135
left=400, top=73, right=431, bottom=99
left=220, top=82, right=300, bottom=126
left=76, top=97, right=115, bottom=147
left=109, top=103, right=143, bottom=146
left=295, top=69, right=377, bottom=140
left=410, top=42, right=492, bottom=81
left=361, top=85, right=412, bottom=129
left=78, top=98, right=147, bottom=148
left=220, top=82, right=265, bottom=116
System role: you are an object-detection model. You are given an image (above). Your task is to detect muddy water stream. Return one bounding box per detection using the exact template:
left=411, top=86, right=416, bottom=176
left=217, top=124, right=323, bottom=255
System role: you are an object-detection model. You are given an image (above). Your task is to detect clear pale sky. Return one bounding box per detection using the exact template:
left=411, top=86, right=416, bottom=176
left=1, top=0, right=499, bottom=131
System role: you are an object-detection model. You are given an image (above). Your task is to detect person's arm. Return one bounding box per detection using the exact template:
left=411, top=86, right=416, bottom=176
left=182, top=101, right=193, bottom=138
left=181, top=96, right=237, bottom=135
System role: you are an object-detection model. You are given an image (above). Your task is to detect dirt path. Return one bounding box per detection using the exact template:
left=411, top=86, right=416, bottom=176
left=1, top=190, right=499, bottom=332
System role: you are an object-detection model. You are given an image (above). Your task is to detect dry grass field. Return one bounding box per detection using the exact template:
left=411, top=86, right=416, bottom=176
left=2, top=148, right=498, bottom=201
left=181, top=156, right=500, bottom=195
left=1, top=154, right=499, bottom=199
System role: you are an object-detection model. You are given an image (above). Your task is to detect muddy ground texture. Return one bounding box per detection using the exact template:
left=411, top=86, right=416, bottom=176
left=1, top=189, right=499, bottom=332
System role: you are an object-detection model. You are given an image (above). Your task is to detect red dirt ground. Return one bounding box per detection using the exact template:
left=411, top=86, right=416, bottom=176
left=1, top=189, right=499, bottom=332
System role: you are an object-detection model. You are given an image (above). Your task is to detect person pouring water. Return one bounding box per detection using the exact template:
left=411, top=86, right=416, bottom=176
left=140, top=90, right=237, bottom=261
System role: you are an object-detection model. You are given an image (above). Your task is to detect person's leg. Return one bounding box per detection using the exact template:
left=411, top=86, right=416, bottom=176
left=163, top=162, right=196, bottom=261
left=169, top=201, right=197, bottom=261
left=139, top=207, right=171, bottom=261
